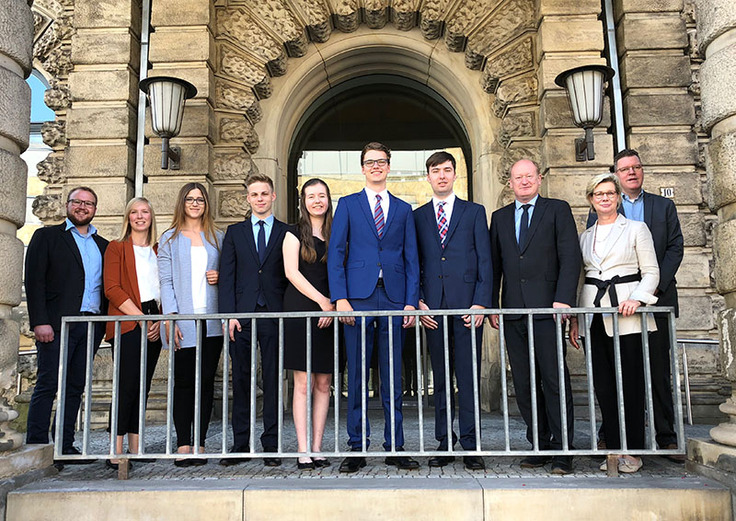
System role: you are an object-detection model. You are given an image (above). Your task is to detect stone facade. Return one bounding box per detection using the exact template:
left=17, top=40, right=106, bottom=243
left=8, top=0, right=730, bottom=429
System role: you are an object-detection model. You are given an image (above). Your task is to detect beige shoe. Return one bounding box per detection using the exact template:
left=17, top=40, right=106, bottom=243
left=618, top=456, right=643, bottom=473
left=599, top=459, right=609, bottom=471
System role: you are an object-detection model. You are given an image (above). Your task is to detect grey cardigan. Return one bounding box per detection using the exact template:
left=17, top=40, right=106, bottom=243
left=158, top=228, right=224, bottom=348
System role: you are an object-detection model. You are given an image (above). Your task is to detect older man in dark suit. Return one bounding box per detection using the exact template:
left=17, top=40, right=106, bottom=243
left=414, top=151, right=491, bottom=470
left=490, top=159, right=581, bottom=475
left=586, top=148, right=684, bottom=462
left=25, top=186, right=108, bottom=462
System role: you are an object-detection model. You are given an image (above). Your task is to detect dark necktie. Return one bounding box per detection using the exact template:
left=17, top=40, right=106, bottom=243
left=257, top=220, right=266, bottom=264
left=374, top=194, right=384, bottom=238
left=518, top=204, right=531, bottom=249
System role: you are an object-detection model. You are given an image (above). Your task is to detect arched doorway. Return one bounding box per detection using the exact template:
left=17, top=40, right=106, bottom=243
left=286, top=74, right=473, bottom=220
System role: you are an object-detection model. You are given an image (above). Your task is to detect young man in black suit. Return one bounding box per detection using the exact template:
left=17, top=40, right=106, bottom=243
left=219, top=174, right=289, bottom=467
left=586, top=149, right=684, bottom=462
left=414, top=151, right=492, bottom=470
left=489, top=159, right=581, bottom=475
left=25, top=186, right=108, bottom=462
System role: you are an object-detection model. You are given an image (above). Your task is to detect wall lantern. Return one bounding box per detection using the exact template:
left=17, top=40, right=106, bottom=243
left=554, top=65, right=615, bottom=162
left=139, top=76, right=197, bottom=170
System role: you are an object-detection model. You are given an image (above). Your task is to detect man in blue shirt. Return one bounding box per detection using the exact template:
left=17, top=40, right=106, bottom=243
left=25, top=186, right=108, bottom=463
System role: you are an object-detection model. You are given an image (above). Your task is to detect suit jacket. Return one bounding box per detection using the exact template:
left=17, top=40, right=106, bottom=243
left=490, top=197, right=581, bottom=318
left=414, top=197, right=492, bottom=309
left=586, top=191, right=683, bottom=314
left=579, top=214, right=659, bottom=336
left=218, top=217, right=288, bottom=313
left=327, top=189, right=419, bottom=307
left=103, top=239, right=158, bottom=340
left=25, top=222, right=108, bottom=331
left=158, top=228, right=224, bottom=348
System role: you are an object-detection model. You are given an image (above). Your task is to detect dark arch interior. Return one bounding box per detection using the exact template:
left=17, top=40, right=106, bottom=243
left=287, top=74, right=472, bottom=221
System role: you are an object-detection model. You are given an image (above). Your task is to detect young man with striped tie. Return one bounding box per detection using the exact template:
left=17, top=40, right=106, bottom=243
left=327, top=141, right=421, bottom=473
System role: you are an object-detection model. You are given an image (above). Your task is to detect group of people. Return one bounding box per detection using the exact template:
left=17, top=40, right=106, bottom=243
left=23, top=142, right=683, bottom=476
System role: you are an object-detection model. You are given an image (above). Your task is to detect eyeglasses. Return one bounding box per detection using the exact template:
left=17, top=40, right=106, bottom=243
left=616, top=164, right=643, bottom=174
left=592, top=191, right=618, bottom=200
left=68, top=198, right=96, bottom=208
left=362, top=159, right=389, bottom=167
left=185, top=197, right=206, bottom=205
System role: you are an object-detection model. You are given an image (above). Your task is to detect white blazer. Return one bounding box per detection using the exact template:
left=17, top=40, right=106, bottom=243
left=579, top=214, right=659, bottom=337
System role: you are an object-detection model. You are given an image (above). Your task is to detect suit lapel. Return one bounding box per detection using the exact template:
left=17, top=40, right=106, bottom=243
left=358, top=189, right=380, bottom=240
left=260, top=219, right=282, bottom=265
left=383, top=192, right=398, bottom=236
left=444, top=197, right=466, bottom=245
left=123, top=240, right=142, bottom=305
left=597, top=214, right=627, bottom=261
left=240, top=220, right=260, bottom=264
left=421, top=202, right=443, bottom=250
left=60, top=224, right=84, bottom=269
left=643, top=191, right=654, bottom=228
left=501, top=204, right=520, bottom=254
left=520, top=197, right=548, bottom=254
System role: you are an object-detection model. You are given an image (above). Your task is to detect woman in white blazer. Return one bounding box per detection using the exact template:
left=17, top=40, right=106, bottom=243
left=570, top=173, right=659, bottom=474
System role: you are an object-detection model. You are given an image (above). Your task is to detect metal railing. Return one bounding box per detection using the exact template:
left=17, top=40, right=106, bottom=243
left=51, top=307, right=685, bottom=471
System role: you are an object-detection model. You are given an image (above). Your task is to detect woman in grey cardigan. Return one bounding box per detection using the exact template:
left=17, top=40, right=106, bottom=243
left=158, top=182, right=224, bottom=467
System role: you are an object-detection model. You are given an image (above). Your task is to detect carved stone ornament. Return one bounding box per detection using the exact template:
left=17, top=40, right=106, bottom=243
left=466, top=0, right=534, bottom=60
left=498, top=110, right=536, bottom=147
left=493, top=74, right=538, bottom=117
left=248, top=0, right=303, bottom=43
left=220, top=190, right=249, bottom=218
left=44, top=81, right=71, bottom=111
left=213, top=150, right=257, bottom=180
left=482, top=37, right=533, bottom=93
left=331, top=0, right=360, bottom=33
left=36, top=154, right=67, bottom=184
left=445, top=0, right=498, bottom=51
left=219, top=45, right=269, bottom=87
left=216, top=8, right=285, bottom=63
left=41, top=45, right=72, bottom=77
left=41, top=120, right=66, bottom=149
left=32, top=194, right=64, bottom=222
left=419, top=0, right=449, bottom=39
left=219, top=117, right=260, bottom=151
left=364, top=0, right=389, bottom=29
left=215, top=79, right=263, bottom=122
left=498, top=144, right=541, bottom=183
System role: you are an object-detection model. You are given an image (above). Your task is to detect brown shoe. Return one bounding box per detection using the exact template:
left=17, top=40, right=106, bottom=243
left=663, top=443, right=686, bottom=464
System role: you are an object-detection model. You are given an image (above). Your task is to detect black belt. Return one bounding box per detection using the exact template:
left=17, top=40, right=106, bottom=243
left=80, top=311, right=98, bottom=316
left=141, top=300, right=159, bottom=315
left=376, top=278, right=385, bottom=288
left=585, top=273, right=641, bottom=307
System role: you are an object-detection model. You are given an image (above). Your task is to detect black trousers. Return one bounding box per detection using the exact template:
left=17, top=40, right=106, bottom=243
left=26, top=321, right=104, bottom=450
left=650, top=313, right=677, bottom=447
left=229, top=309, right=280, bottom=451
left=173, top=334, right=223, bottom=448
left=590, top=315, right=645, bottom=451
left=425, top=299, right=483, bottom=450
left=504, top=318, right=574, bottom=450
left=114, top=323, right=162, bottom=436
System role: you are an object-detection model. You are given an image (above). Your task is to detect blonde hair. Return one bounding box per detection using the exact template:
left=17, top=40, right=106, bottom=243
left=117, top=197, right=157, bottom=245
left=586, top=173, right=621, bottom=212
left=164, top=182, right=220, bottom=249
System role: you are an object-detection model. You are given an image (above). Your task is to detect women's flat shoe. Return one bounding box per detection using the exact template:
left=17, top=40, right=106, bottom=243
left=174, top=459, right=193, bottom=467
left=313, top=458, right=331, bottom=468
left=105, top=460, right=119, bottom=471
left=297, top=459, right=315, bottom=470
left=618, top=457, right=643, bottom=473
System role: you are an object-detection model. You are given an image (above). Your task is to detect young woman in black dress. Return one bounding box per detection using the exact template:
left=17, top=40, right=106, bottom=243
left=282, top=178, right=335, bottom=470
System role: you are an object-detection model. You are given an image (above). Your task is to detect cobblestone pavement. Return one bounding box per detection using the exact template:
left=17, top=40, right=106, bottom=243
left=46, top=405, right=709, bottom=482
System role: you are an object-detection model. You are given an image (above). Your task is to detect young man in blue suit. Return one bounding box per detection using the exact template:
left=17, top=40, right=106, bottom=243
left=414, top=151, right=492, bottom=470
left=328, top=142, right=421, bottom=473
left=219, top=174, right=289, bottom=467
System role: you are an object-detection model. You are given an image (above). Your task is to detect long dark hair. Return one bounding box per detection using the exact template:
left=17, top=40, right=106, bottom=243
left=298, top=178, right=333, bottom=263
left=164, top=182, right=220, bottom=250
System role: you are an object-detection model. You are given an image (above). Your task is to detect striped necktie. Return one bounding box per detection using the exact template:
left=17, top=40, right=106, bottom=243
left=437, top=201, right=448, bottom=248
left=374, top=194, right=384, bottom=238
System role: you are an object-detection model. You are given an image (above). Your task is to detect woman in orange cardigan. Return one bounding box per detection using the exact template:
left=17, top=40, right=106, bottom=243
left=104, top=197, right=162, bottom=469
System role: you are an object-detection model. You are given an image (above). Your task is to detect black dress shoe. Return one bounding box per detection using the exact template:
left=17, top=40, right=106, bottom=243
left=105, top=459, right=120, bottom=471
left=313, top=458, right=331, bottom=468
left=339, top=456, right=367, bottom=473
left=189, top=458, right=208, bottom=466
left=219, top=457, right=247, bottom=467
left=57, top=447, right=95, bottom=465
left=174, top=459, right=193, bottom=467
left=428, top=455, right=455, bottom=467
left=519, top=455, right=552, bottom=468
left=297, top=459, right=315, bottom=470
left=264, top=457, right=282, bottom=467
left=463, top=455, right=485, bottom=471
left=550, top=456, right=573, bottom=475
left=385, top=455, right=420, bottom=470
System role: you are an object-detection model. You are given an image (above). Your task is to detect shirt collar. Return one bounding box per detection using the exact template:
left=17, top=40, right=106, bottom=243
left=65, top=218, right=97, bottom=237
left=622, top=190, right=644, bottom=203
left=365, top=186, right=389, bottom=201
left=433, top=192, right=455, bottom=208
left=251, top=214, right=274, bottom=226
left=515, top=194, right=539, bottom=210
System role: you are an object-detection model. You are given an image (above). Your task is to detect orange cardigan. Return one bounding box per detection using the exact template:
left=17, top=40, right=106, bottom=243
left=103, top=239, right=158, bottom=341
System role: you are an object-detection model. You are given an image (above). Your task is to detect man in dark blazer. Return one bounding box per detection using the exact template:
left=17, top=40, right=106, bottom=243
left=586, top=149, right=684, bottom=462
left=414, top=151, right=491, bottom=471
left=219, top=173, right=288, bottom=467
left=328, top=142, right=420, bottom=473
left=25, top=186, right=108, bottom=461
left=489, top=159, right=580, bottom=475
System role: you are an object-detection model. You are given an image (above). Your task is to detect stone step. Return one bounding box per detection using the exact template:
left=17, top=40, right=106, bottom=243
left=7, top=476, right=730, bottom=521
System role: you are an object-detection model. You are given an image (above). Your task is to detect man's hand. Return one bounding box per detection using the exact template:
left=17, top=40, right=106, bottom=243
left=403, top=305, right=416, bottom=328
left=337, top=299, right=355, bottom=326
left=489, top=314, right=500, bottom=329
left=228, top=319, right=242, bottom=341
left=552, top=302, right=571, bottom=321
left=418, top=300, right=438, bottom=329
left=463, top=305, right=485, bottom=329
left=33, top=324, right=54, bottom=343
left=568, top=317, right=580, bottom=350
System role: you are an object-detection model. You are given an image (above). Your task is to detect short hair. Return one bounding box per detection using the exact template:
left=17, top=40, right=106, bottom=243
left=360, top=142, right=391, bottom=165
left=67, top=186, right=98, bottom=205
left=585, top=173, right=621, bottom=211
left=425, top=151, right=456, bottom=173
left=245, top=173, right=275, bottom=192
left=612, top=149, right=641, bottom=171
left=509, top=159, right=540, bottom=178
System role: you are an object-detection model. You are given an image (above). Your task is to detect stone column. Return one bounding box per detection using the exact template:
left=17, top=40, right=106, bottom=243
left=0, top=0, right=33, bottom=453
left=699, top=0, right=736, bottom=446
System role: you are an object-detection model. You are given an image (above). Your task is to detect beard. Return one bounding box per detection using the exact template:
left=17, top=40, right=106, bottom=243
left=67, top=209, right=94, bottom=227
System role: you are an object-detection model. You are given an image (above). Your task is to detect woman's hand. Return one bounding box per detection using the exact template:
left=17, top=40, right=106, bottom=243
left=618, top=299, right=641, bottom=317
left=147, top=320, right=161, bottom=342
left=317, top=297, right=335, bottom=328
left=164, top=321, right=183, bottom=350
left=206, top=270, right=219, bottom=285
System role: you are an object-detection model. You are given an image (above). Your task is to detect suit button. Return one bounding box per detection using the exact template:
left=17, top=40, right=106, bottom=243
left=258, top=270, right=263, bottom=274
left=520, top=255, right=524, bottom=259
left=521, top=279, right=526, bottom=283
left=377, top=263, right=381, bottom=267
left=438, top=275, right=443, bottom=279
left=441, top=257, right=446, bottom=261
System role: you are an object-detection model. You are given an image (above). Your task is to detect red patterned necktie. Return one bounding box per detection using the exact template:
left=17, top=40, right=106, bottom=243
left=374, top=194, right=384, bottom=238
left=437, top=201, right=448, bottom=248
